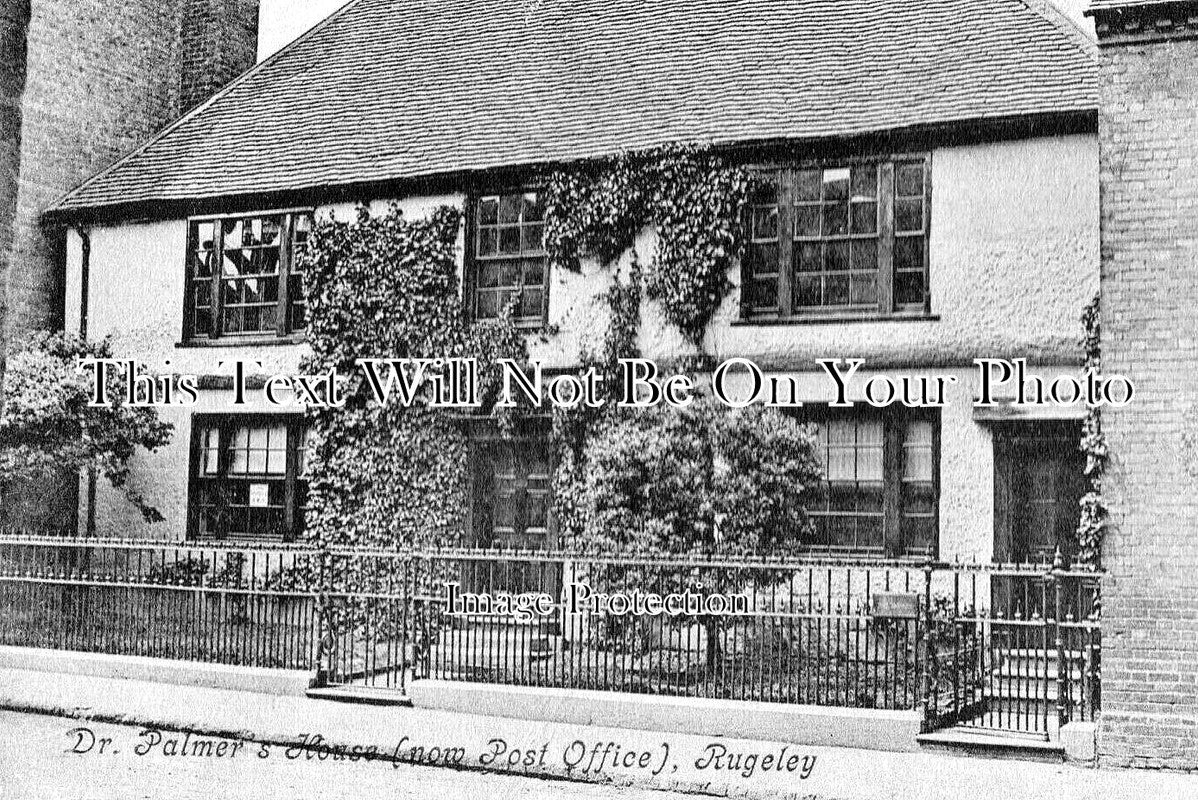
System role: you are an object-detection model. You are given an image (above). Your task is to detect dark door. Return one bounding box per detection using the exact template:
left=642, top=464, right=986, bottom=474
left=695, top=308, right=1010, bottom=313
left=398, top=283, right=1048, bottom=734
left=994, top=421, right=1086, bottom=565
left=992, top=421, right=1087, bottom=619
left=467, top=435, right=557, bottom=595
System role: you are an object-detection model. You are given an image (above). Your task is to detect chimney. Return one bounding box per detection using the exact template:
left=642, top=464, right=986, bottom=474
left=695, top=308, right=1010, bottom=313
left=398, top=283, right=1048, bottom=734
left=180, top=0, right=261, bottom=113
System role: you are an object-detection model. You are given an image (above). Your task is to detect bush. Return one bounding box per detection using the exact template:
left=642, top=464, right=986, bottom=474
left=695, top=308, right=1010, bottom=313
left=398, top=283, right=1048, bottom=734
left=0, top=332, right=173, bottom=524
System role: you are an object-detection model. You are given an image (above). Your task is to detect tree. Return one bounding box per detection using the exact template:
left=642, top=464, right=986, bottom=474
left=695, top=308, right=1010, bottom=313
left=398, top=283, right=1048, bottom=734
left=0, top=332, right=173, bottom=527
left=582, top=399, right=823, bottom=555
left=579, top=398, right=824, bottom=668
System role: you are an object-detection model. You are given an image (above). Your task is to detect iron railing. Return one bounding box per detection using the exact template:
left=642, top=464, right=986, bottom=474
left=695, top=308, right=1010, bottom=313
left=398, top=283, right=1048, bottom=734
left=0, top=536, right=1101, bottom=740
left=0, top=536, right=320, bottom=670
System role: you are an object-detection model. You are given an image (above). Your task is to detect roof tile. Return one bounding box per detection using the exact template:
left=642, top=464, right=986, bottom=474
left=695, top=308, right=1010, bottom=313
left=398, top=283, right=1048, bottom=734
left=51, top=0, right=1099, bottom=215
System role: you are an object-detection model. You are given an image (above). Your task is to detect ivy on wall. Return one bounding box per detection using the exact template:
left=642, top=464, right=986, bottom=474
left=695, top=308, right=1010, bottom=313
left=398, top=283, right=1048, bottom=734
left=543, top=145, right=752, bottom=346
left=1077, top=293, right=1107, bottom=569
left=300, top=205, right=527, bottom=553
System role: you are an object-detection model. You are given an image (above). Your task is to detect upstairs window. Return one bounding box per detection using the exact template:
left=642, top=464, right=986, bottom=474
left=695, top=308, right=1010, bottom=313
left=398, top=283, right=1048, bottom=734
left=189, top=416, right=309, bottom=542
left=468, top=191, right=548, bottom=326
left=186, top=211, right=313, bottom=340
left=743, top=159, right=929, bottom=320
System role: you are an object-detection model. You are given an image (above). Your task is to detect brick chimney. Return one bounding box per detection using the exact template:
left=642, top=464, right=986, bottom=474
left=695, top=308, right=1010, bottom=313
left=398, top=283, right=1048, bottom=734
left=180, top=0, right=261, bottom=113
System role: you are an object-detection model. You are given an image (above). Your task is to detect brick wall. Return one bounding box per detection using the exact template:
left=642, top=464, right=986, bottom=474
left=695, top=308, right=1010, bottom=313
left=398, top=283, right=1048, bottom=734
left=1095, top=3, right=1198, bottom=770
left=0, top=0, right=257, bottom=529
left=180, top=0, right=260, bottom=113
left=0, top=1, right=30, bottom=369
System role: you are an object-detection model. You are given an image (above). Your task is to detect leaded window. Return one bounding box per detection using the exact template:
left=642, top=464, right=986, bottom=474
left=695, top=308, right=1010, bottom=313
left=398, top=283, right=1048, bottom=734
left=189, top=416, right=309, bottom=542
left=804, top=410, right=938, bottom=558
left=470, top=191, right=548, bottom=325
left=743, top=159, right=929, bottom=319
left=187, top=211, right=313, bottom=340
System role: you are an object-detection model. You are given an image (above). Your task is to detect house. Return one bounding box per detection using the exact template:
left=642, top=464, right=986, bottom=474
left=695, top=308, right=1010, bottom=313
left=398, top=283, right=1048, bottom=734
left=37, top=0, right=1151, bottom=760
left=45, top=0, right=1100, bottom=561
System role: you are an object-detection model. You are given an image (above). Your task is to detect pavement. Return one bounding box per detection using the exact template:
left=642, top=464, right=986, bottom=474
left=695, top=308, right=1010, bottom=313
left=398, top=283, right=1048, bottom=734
left=0, top=666, right=1196, bottom=800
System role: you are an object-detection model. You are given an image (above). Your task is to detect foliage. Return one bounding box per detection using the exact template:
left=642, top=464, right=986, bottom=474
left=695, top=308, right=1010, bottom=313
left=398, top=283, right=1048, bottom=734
left=580, top=400, right=823, bottom=556
left=543, top=145, right=752, bottom=346
left=297, top=204, right=528, bottom=663
left=551, top=255, right=645, bottom=547
left=299, top=204, right=527, bottom=553
left=1076, top=294, right=1107, bottom=568
left=0, top=332, right=173, bottom=523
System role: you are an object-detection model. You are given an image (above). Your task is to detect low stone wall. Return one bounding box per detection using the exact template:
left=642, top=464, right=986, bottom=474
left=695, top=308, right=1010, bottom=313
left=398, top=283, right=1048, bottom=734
left=408, top=678, right=923, bottom=753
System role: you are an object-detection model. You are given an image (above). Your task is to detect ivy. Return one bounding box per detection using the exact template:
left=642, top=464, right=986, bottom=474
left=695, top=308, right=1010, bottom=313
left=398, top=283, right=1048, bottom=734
left=543, top=146, right=752, bottom=346
left=300, top=205, right=528, bottom=553
left=1076, top=293, right=1107, bottom=569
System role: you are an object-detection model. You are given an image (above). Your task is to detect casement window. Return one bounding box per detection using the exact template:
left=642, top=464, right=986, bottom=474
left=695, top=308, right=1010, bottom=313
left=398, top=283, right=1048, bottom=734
left=742, top=159, right=930, bottom=319
left=803, top=409, right=938, bottom=558
left=467, top=191, right=548, bottom=326
left=188, top=416, right=309, bottom=542
left=186, top=211, right=313, bottom=340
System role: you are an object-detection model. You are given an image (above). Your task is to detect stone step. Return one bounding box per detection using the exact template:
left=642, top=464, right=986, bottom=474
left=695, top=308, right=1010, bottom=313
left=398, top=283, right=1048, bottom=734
left=994, top=664, right=1083, bottom=681
left=985, top=680, right=1059, bottom=701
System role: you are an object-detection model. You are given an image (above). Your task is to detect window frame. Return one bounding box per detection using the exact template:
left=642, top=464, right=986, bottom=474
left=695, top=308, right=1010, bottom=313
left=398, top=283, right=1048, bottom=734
left=799, top=406, right=940, bottom=560
left=186, top=413, right=309, bottom=543
left=740, top=155, right=932, bottom=322
left=182, top=208, right=314, bottom=342
left=463, top=190, right=550, bottom=329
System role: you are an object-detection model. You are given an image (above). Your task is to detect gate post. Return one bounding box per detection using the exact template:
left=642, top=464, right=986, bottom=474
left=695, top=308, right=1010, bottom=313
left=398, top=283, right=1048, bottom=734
left=919, top=564, right=935, bottom=731
left=1051, top=548, right=1067, bottom=729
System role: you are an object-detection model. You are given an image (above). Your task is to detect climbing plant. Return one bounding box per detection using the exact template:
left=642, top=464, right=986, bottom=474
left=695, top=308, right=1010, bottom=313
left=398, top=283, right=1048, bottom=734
left=543, top=145, right=753, bottom=346
left=1076, top=293, right=1107, bottom=569
left=300, top=204, right=528, bottom=552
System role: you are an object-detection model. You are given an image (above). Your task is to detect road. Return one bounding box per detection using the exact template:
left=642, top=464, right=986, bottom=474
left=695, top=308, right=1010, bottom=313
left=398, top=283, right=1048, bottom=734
left=0, top=711, right=690, bottom=800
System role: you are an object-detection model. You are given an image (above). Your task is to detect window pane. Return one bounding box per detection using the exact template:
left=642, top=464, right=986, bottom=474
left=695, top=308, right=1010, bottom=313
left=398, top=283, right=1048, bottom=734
left=478, top=228, right=497, bottom=257
left=822, top=201, right=848, bottom=236
left=476, top=290, right=498, bottom=318
left=479, top=198, right=499, bottom=226
left=795, top=274, right=820, bottom=307
left=895, top=199, right=925, bottom=233
left=894, top=236, right=924, bottom=271
left=825, top=241, right=849, bottom=272
left=751, top=176, right=778, bottom=205
left=822, top=167, right=850, bottom=201
left=752, top=207, right=779, bottom=240
left=522, top=259, right=544, bottom=285
left=851, top=164, right=878, bottom=199
left=851, top=240, right=878, bottom=271
left=793, top=204, right=820, bottom=238
left=522, top=223, right=544, bottom=253
left=825, top=273, right=849, bottom=305
left=851, top=202, right=877, bottom=235
left=795, top=241, right=820, bottom=272
left=520, top=289, right=544, bottom=319
left=499, top=226, right=521, bottom=255
left=897, top=163, right=925, bottom=197
left=794, top=169, right=822, bottom=201
left=850, top=272, right=877, bottom=305
left=896, top=271, right=925, bottom=307
left=522, top=192, right=545, bottom=223
left=498, top=194, right=522, bottom=224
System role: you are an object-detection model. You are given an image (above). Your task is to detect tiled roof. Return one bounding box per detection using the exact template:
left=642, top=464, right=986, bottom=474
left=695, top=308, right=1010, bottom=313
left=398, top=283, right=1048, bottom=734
left=50, top=0, right=1098, bottom=217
